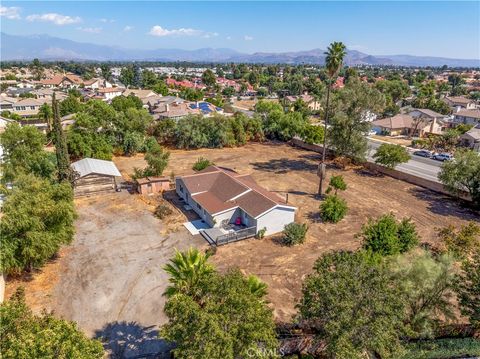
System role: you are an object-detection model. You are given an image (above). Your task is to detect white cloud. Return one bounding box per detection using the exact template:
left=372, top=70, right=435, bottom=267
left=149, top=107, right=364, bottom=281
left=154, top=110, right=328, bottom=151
left=123, top=25, right=133, bottom=32
left=100, top=18, right=115, bottom=23
left=226, top=36, right=232, bottom=40
left=0, top=6, right=21, bottom=19
left=77, top=27, right=102, bottom=34
left=148, top=25, right=217, bottom=38
left=26, top=13, right=81, bottom=25
left=244, top=35, right=253, bottom=41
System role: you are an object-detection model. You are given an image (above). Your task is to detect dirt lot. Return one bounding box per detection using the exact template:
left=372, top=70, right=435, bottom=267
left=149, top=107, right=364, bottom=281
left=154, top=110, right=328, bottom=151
left=6, top=191, right=205, bottom=356
left=231, top=98, right=279, bottom=110
left=116, top=142, right=479, bottom=322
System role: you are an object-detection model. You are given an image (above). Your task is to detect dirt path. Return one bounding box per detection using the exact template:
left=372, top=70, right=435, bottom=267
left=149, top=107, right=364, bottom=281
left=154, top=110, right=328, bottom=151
left=51, top=192, right=205, bottom=337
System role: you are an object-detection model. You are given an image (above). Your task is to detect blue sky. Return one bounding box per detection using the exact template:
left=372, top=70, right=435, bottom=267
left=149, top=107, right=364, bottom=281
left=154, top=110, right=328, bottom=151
left=1, top=1, right=479, bottom=58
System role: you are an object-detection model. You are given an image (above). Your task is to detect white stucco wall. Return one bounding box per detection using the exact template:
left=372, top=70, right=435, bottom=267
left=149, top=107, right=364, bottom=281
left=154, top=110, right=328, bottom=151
left=256, top=206, right=296, bottom=236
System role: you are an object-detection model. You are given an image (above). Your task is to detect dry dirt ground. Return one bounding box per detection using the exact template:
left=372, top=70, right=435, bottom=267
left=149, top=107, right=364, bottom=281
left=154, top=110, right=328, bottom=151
left=116, top=142, right=479, bottom=322
left=6, top=142, right=478, bottom=355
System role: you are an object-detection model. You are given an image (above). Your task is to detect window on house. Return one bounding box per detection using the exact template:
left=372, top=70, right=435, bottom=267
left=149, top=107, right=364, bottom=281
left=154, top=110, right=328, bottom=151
left=197, top=203, right=202, bottom=210
left=30, top=106, right=35, bottom=110
left=147, top=183, right=152, bottom=188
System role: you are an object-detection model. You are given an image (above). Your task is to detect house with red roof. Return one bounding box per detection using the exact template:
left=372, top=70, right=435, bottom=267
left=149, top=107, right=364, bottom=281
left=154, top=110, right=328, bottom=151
left=176, top=166, right=296, bottom=244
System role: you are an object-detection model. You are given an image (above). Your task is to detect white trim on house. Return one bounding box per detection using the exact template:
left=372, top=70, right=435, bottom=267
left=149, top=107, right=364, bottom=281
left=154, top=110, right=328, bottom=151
left=254, top=204, right=297, bottom=220
left=229, top=189, right=252, bottom=201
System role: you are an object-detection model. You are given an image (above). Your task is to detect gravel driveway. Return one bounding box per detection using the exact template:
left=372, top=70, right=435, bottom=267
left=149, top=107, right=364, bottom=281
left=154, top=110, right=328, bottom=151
left=52, top=192, right=205, bottom=356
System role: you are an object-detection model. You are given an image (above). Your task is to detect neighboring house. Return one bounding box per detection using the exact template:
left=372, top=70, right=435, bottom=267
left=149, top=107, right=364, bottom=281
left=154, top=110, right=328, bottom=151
left=71, top=158, right=122, bottom=197
left=153, top=102, right=197, bottom=120
left=136, top=177, right=170, bottom=194
left=40, top=73, right=84, bottom=88
left=408, top=108, right=446, bottom=135
left=0, top=95, right=17, bottom=111
left=188, top=101, right=223, bottom=116
left=176, top=166, right=296, bottom=242
left=11, top=98, right=48, bottom=117
left=123, top=89, right=157, bottom=100
left=443, top=96, right=477, bottom=111
left=284, top=94, right=321, bottom=111
left=453, top=109, right=480, bottom=126
left=96, top=87, right=124, bottom=101
left=460, top=125, right=480, bottom=152
left=372, top=112, right=443, bottom=137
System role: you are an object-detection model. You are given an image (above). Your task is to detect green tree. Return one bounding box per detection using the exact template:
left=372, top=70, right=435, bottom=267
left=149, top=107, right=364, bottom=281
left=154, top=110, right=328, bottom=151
left=0, top=174, right=76, bottom=274
left=439, top=149, right=480, bottom=208
left=456, top=249, right=480, bottom=329
left=283, top=222, right=308, bottom=246
left=202, top=69, right=216, bottom=87
left=319, top=41, right=347, bottom=195
left=328, top=79, right=385, bottom=161
left=0, top=123, right=56, bottom=182
left=389, top=250, right=456, bottom=337
left=59, top=95, right=83, bottom=117
left=119, top=65, right=135, bottom=87
left=301, top=124, right=324, bottom=145
left=437, top=222, right=480, bottom=258
left=246, top=275, right=268, bottom=298
left=153, top=81, right=169, bottom=96
left=326, top=174, right=347, bottom=195
left=320, top=194, right=348, bottom=223
left=38, top=103, right=53, bottom=132
left=163, top=248, right=214, bottom=298
left=141, top=69, right=158, bottom=89
left=0, top=288, right=103, bottom=358
left=100, top=64, right=112, bottom=82
left=299, top=251, right=405, bottom=358
left=161, top=269, right=278, bottom=359
left=111, top=94, right=143, bottom=112
left=52, top=94, right=72, bottom=182
left=359, top=213, right=419, bottom=256
left=373, top=143, right=411, bottom=169
left=133, top=140, right=170, bottom=178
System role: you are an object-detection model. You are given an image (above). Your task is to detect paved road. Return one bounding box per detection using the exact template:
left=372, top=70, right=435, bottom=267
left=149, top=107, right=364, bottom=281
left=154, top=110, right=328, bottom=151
left=367, top=139, right=442, bottom=182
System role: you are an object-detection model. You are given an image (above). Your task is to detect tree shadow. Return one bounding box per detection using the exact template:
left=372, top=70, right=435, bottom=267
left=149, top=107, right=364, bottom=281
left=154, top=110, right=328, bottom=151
left=409, top=187, right=480, bottom=221
left=305, top=211, right=323, bottom=223
left=94, top=321, right=174, bottom=359
left=353, top=168, right=383, bottom=178
left=251, top=158, right=318, bottom=174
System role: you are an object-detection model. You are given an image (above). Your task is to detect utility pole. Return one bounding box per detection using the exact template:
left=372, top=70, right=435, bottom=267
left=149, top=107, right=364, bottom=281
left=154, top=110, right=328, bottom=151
left=318, top=80, right=331, bottom=196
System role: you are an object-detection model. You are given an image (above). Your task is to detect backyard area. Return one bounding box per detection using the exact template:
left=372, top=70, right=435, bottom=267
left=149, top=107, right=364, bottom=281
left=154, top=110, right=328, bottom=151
left=115, top=142, right=479, bottom=322
left=5, top=141, right=478, bottom=349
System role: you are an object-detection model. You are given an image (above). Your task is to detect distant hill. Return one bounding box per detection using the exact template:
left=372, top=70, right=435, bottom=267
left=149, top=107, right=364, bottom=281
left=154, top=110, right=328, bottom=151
left=1, top=32, right=479, bottom=67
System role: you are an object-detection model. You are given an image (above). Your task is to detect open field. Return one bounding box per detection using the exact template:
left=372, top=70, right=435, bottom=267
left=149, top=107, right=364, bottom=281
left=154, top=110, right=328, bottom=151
left=115, top=142, right=479, bottom=322
left=231, top=98, right=279, bottom=110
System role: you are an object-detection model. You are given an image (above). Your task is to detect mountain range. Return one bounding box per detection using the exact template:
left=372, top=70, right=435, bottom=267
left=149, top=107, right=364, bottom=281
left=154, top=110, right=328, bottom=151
left=1, top=33, right=479, bottom=68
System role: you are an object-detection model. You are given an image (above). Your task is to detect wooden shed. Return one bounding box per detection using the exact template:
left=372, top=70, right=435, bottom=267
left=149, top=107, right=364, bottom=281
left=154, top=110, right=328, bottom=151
left=136, top=177, right=170, bottom=195
left=71, top=158, right=122, bottom=197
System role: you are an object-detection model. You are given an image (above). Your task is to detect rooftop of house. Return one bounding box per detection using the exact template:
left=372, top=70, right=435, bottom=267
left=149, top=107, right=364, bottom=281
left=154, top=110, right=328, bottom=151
left=463, top=126, right=480, bottom=141
left=97, top=87, right=123, bottom=93
left=411, top=108, right=445, bottom=118
left=178, top=166, right=295, bottom=218
left=136, top=176, right=170, bottom=185
left=123, top=89, right=157, bottom=99
left=445, top=96, right=474, bottom=105
left=455, top=109, right=480, bottom=119
left=372, top=114, right=415, bottom=129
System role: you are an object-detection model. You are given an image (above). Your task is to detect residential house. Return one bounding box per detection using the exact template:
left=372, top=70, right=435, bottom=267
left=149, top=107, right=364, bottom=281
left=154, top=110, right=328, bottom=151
left=284, top=94, right=321, bottom=111
left=40, top=73, right=84, bottom=89
left=372, top=111, right=443, bottom=137
left=123, top=88, right=157, bottom=100
left=11, top=98, right=48, bottom=117
left=96, top=87, right=124, bottom=101
left=443, top=96, right=478, bottom=111
left=0, top=116, right=15, bottom=133
left=0, top=95, right=17, bottom=111
left=460, top=125, right=480, bottom=152
left=408, top=108, right=446, bottom=135
left=153, top=101, right=197, bottom=121
left=176, top=166, right=296, bottom=243
left=453, top=109, right=480, bottom=126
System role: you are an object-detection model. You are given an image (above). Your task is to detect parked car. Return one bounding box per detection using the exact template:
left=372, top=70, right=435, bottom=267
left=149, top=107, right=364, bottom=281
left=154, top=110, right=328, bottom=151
left=413, top=150, right=432, bottom=158
left=433, top=153, right=453, bottom=161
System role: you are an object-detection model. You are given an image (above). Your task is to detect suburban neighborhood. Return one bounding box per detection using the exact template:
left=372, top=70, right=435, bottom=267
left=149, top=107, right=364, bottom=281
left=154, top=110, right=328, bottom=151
left=1, top=1, right=480, bottom=358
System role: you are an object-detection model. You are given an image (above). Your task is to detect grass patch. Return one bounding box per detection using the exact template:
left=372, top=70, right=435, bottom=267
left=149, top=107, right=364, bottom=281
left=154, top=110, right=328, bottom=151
left=401, top=338, right=480, bottom=359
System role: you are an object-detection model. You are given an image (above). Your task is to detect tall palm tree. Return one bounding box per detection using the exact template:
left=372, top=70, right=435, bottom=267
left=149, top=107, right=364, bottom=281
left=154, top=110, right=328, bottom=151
left=318, top=42, right=347, bottom=195
left=163, top=248, right=214, bottom=298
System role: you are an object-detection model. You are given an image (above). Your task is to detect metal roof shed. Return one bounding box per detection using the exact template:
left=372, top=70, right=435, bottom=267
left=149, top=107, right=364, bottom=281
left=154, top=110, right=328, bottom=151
left=71, top=158, right=121, bottom=196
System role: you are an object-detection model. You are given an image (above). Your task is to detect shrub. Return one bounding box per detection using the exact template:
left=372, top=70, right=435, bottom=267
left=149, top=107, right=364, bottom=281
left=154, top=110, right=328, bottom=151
left=320, top=195, right=348, bottom=223
left=256, top=227, right=267, bottom=239
left=192, top=157, right=214, bottom=171
left=154, top=204, right=173, bottom=219
left=359, top=213, right=419, bottom=256
left=456, top=249, right=480, bottom=329
left=437, top=222, right=480, bottom=258
left=326, top=175, right=347, bottom=195
left=373, top=143, right=411, bottom=169
left=283, top=222, right=308, bottom=246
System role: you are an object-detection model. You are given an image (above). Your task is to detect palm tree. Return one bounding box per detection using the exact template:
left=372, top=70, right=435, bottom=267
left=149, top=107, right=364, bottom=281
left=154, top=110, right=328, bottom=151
left=38, top=103, right=53, bottom=133
left=247, top=275, right=268, bottom=298
left=163, top=248, right=214, bottom=298
left=318, top=42, right=347, bottom=195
